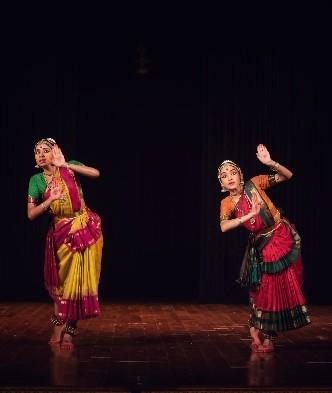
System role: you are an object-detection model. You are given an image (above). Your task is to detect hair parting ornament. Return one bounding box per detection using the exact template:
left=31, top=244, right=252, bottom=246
left=217, top=160, right=244, bottom=192
left=34, top=138, right=57, bottom=153
left=34, top=138, right=57, bottom=168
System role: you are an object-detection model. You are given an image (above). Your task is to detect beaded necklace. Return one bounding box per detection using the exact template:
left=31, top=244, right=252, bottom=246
left=42, top=169, right=66, bottom=205
left=43, top=171, right=54, bottom=187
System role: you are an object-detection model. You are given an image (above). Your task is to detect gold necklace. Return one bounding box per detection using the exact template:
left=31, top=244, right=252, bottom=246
left=230, top=194, right=240, bottom=207
left=230, top=187, right=242, bottom=205
left=243, top=190, right=256, bottom=225
left=43, top=171, right=54, bottom=186
left=233, top=189, right=256, bottom=225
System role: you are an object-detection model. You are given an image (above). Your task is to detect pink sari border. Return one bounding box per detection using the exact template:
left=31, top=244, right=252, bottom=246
left=56, top=295, right=100, bottom=320
left=59, top=167, right=81, bottom=212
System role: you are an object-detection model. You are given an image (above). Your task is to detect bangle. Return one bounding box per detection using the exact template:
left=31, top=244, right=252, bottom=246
left=238, top=217, right=243, bottom=225
left=28, top=196, right=37, bottom=204
left=271, top=161, right=280, bottom=172
left=41, top=202, right=47, bottom=211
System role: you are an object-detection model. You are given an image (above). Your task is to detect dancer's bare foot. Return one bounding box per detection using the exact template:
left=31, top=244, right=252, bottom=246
left=250, top=327, right=268, bottom=352
left=250, top=327, right=261, bottom=345
left=60, top=333, right=74, bottom=351
left=261, top=338, right=274, bottom=352
left=48, top=324, right=64, bottom=345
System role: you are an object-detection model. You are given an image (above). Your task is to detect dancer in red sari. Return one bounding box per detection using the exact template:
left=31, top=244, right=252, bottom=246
left=218, top=144, right=310, bottom=353
left=27, top=138, right=103, bottom=350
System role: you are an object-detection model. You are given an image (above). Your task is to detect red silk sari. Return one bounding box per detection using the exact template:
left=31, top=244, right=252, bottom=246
left=234, top=176, right=310, bottom=332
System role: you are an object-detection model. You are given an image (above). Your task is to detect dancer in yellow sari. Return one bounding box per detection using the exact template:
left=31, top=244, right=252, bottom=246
left=27, top=138, right=103, bottom=350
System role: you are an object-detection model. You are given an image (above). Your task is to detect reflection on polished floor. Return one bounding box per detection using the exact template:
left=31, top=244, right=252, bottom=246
left=0, top=302, right=331, bottom=392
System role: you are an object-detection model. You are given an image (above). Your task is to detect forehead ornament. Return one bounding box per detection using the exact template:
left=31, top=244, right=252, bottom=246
left=217, top=160, right=244, bottom=192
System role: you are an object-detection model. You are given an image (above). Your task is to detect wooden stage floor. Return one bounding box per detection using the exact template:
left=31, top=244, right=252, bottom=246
left=0, top=302, right=331, bottom=393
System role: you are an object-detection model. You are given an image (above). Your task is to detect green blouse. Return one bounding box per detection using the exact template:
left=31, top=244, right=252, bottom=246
left=28, top=160, right=83, bottom=201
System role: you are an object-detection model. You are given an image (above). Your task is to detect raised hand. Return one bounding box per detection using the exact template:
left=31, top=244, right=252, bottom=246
left=51, top=145, right=66, bottom=167
left=256, top=144, right=272, bottom=165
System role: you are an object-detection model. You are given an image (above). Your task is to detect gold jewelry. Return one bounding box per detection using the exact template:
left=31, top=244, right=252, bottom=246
left=271, top=161, right=280, bottom=172
left=249, top=216, right=256, bottom=225
left=34, top=138, right=56, bottom=153
left=28, top=196, right=37, bottom=204
left=243, top=191, right=256, bottom=225
left=217, top=160, right=244, bottom=192
left=238, top=217, right=243, bottom=225
left=43, top=170, right=55, bottom=186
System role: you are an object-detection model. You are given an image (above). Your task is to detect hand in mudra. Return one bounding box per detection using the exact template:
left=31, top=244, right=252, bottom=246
left=51, top=145, right=66, bottom=167
left=256, top=144, right=272, bottom=165
left=50, top=185, right=63, bottom=201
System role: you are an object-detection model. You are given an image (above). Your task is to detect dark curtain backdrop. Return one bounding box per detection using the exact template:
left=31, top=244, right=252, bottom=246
left=0, top=30, right=202, bottom=302
left=200, top=48, right=331, bottom=304
left=0, top=15, right=331, bottom=304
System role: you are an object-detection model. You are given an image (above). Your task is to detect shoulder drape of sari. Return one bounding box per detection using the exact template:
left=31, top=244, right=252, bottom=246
left=236, top=179, right=299, bottom=289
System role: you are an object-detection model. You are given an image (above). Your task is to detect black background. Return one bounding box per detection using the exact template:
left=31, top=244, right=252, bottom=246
left=1, top=5, right=331, bottom=305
